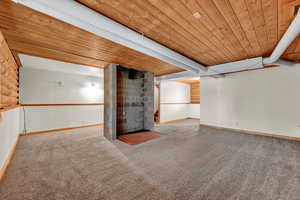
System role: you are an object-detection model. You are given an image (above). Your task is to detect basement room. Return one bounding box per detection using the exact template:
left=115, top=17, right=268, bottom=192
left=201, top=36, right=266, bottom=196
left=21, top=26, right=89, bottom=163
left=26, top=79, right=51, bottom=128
left=1, top=0, right=300, bottom=199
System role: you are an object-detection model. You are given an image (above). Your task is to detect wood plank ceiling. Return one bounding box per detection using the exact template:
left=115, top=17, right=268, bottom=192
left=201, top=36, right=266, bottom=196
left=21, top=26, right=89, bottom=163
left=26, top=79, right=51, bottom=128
left=77, top=0, right=300, bottom=64
left=1, top=0, right=300, bottom=77
left=0, top=0, right=183, bottom=76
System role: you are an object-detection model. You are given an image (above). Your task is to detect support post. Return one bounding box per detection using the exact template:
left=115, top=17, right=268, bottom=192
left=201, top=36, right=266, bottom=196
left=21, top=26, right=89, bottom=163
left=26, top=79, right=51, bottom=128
left=143, top=72, right=154, bottom=130
left=104, top=64, right=117, bottom=140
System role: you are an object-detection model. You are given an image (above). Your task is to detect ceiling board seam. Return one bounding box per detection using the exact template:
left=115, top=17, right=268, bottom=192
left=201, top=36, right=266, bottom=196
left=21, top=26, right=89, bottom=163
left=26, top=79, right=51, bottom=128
left=176, top=0, right=233, bottom=62
left=9, top=41, right=108, bottom=67
left=259, top=0, right=273, bottom=54
left=243, top=0, right=264, bottom=55
left=193, top=0, right=242, bottom=61
left=182, top=0, right=237, bottom=61
left=169, top=0, right=233, bottom=62
left=198, top=0, right=249, bottom=59
left=144, top=0, right=221, bottom=63
left=211, top=0, right=254, bottom=58
left=119, top=0, right=216, bottom=64
left=277, top=0, right=280, bottom=43
left=294, top=37, right=300, bottom=52
left=261, top=0, right=272, bottom=54
left=129, top=0, right=215, bottom=64
left=1, top=0, right=185, bottom=76
left=228, top=0, right=263, bottom=56
left=210, top=0, right=250, bottom=58
left=223, top=0, right=257, bottom=57
left=81, top=0, right=205, bottom=65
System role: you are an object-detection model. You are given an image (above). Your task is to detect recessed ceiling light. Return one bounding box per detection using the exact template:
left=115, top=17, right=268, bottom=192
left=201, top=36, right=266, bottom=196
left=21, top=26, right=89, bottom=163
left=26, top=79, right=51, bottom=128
left=192, top=12, right=202, bottom=19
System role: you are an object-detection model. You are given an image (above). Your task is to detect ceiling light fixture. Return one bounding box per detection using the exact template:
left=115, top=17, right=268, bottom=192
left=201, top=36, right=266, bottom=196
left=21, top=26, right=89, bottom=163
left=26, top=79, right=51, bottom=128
left=192, top=12, right=202, bottom=19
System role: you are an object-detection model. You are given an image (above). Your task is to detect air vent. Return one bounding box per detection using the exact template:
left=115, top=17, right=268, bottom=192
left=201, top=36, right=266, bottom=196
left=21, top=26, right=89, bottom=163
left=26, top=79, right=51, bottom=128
left=295, top=5, right=300, bottom=15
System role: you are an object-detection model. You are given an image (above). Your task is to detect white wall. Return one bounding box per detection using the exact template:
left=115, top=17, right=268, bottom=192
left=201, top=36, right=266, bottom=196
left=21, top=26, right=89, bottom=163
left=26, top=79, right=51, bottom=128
left=160, top=104, right=189, bottom=122
left=160, top=81, right=190, bottom=103
left=160, top=81, right=190, bottom=122
left=200, top=77, right=220, bottom=125
left=19, top=105, right=103, bottom=133
left=160, top=81, right=200, bottom=122
left=188, top=104, right=201, bottom=119
left=201, top=65, right=300, bottom=138
left=19, top=56, right=104, bottom=133
left=20, top=68, right=103, bottom=104
left=0, top=108, right=20, bottom=171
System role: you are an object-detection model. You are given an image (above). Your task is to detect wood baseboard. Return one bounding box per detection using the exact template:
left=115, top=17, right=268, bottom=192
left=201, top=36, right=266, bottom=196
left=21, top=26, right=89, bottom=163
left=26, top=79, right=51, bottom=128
left=160, top=118, right=189, bottom=124
left=20, top=123, right=103, bottom=136
left=160, top=117, right=200, bottom=124
left=188, top=117, right=200, bottom=120
left=0, top=135, right=19, bottom=182
left=200, top=124, right=300, bottom=142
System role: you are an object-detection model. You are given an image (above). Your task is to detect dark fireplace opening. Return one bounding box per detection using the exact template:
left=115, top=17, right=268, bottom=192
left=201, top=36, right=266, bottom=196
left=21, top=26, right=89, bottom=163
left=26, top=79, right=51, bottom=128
left=103, top=64, right=154, bottom=141
left=116, top=66, right=153, bottom=136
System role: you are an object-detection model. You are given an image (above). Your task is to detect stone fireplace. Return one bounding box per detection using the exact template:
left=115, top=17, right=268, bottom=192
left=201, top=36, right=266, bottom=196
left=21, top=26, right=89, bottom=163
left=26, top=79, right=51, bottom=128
left=104, top=64, right=154, bottom=141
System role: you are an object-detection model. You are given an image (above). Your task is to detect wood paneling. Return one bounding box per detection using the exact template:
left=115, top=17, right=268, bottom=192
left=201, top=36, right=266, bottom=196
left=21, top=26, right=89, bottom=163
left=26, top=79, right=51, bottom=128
left=8, top=41, right=108, bottom=69
left=0, top=0, right=183, bottom=76
left=177, top=80, right=200, bottom=103
left=78, top=0, right=300, bottom=64
left=0, top=31, right=19, bottom=110
left=190, top=82, right=200, bottom=104
left=177, top=80, right=200, bottom=84
left=0, top=104, right=20, bottom=113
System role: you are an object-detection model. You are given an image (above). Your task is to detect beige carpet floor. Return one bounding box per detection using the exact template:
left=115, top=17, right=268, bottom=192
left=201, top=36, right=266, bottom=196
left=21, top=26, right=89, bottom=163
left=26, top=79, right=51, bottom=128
left=1, top=119, right=300, bottom=200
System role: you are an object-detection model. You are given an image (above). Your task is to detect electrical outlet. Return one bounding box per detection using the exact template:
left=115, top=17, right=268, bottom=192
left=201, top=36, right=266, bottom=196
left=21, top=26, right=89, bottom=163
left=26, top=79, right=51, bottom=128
left=235, top=121, right=239, bottom=126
